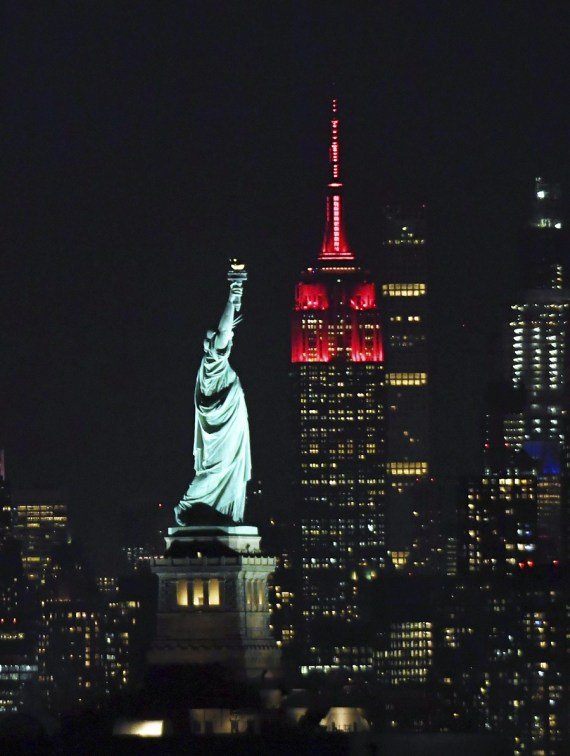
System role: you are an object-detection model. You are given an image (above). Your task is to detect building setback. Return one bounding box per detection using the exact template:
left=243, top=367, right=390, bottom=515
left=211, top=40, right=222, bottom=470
left=291, top=100, right=385, bottom=673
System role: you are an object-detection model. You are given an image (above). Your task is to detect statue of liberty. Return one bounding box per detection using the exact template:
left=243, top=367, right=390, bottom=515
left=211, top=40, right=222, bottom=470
left=175, top=261, right=251, bottom=525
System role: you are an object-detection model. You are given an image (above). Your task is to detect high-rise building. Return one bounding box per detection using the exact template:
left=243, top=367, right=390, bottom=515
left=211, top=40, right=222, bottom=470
left=121, top=544, right=160, bottom=573
left=291, top=100, right=385, bottom=673
left=446, top=178, right=570, bottom=752
left=509, top=295, right=567, bottom=448
left=506, top=178, right=570, bottom=560
left=38, top=601, right=103, bottom=712
left=38, top=580, right=143, bottom=711
left=407, top=479, right=447, bottom=574
left=462, top=382, right=542, bottom=574
left=101, top=596, right=141, bottom=696
left=13, top=490, right=68, bottom=584
left=0, top=451, right=15, bottom=538
left=0, top=458, right=38, bottom=713
left=263, top=518, right=296, bottom=650
left=0, top=586, right=37, bottom=715
left=523, top=177, right=566, bottom=289
left=380, top=206, right=430, bottom=555
left=462, top=454, right=539, bottom=574
left=376, top=620, right=434, bottom=686
left=0, top=457, right=20, bottom=583
left=433, top=571, right=567, bottom=754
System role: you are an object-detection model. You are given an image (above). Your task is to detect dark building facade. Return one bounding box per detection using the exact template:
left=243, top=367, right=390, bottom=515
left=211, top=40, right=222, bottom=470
left=450, top=178, right=570, bottom=753
left=380, top=207, right=431, bottom=555
left=0, top=462, right=37, bottom=713
left=433, top=571, right=567, bottom=754
left=292, top=101, right=385, bottom=673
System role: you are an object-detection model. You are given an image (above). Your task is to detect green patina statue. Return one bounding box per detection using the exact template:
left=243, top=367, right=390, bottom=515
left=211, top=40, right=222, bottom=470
left=175, top=261, right=251, bottom=525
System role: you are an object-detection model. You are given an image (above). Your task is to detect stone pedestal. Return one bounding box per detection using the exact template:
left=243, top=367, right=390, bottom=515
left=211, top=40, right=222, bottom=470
left=148, top=512, right=281, bottom=680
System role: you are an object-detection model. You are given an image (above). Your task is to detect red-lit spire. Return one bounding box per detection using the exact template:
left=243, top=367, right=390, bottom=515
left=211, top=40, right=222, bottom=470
left=319, top=98, right=354, bottom=261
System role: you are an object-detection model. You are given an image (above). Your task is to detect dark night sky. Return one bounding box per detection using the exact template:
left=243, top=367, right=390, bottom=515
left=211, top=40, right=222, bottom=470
left=3, top=2, right=570, bottom=567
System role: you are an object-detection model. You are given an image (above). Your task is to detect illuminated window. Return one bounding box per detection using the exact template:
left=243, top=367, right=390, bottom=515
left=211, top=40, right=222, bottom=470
left=114, top=720, right=165, bottom=737
left=176, top=580, right=188, bottom=607
left=386, top=372, right=427, bottom=386
left=192, top=579, right=205, bottom=606
left=382, top=283, right=426, bottom=297
left=257, top=580, right=265, bottom=608
left=388, top=462, right=428, bottom=476
left=208, top=578, right=220, bottom=606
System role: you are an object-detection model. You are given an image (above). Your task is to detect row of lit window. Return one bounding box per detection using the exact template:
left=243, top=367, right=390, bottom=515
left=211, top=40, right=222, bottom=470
left=386, top=372, right=427, bottom=386
left=301, top=479, right=383, bottom=486
left=176, top=578, right=220, bottom=607
left=382, top=283, right=426, bottom=297
left=388, top=462, right=428, bottom=476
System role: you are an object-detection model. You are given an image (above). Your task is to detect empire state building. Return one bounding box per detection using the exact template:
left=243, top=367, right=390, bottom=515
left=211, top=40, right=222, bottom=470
left=291, top=100, right=385, bottom=673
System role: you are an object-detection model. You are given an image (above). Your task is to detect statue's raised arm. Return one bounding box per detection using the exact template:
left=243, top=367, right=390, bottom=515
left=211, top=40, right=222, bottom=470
left=211, top=279, right=243, bottom=351
left=175, top=260, right=251, bottom=526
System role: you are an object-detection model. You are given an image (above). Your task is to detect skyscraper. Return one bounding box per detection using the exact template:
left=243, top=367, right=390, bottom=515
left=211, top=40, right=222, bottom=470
left=435, top=570, right=567, bottom=753
left=291, top=100, right=385, bottom=673
left=380, top=206, right=430, bottom=554
left=0, top=451, right=14, bottom=537
left=0, top=458, right=37, bottom=714
left=523, top=177, right=566, bottom=289
left=462, top=454, right=539, bottom=574
left=507, top=178, right=570, bottom=560
left=13, top=490, right=68, bottom=584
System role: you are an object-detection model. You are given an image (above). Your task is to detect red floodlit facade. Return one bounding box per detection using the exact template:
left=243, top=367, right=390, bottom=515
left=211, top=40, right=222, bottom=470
left=292, top=100, right=386, bottom=673
left=291, top=99, right=383, bottom=365
left=292, top=280, right=383, bottom=364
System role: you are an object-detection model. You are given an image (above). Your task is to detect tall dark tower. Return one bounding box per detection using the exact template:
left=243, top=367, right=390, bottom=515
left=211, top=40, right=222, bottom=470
left=0, top=451, right=19, bottom=578
left=291, top=100, right=385, bottom=673
left=380, top=207, right=430, bottom=557
left=0, top=454, right=36, bottom=713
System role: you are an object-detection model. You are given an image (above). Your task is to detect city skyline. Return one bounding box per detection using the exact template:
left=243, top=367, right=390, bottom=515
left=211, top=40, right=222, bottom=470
left=2, top=5, right=570, bottom=751
left=3, top=3, right=570, bottom=565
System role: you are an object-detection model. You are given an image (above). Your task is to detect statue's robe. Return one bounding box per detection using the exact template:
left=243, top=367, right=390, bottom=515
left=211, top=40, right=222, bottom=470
left=175, top=334, right=251, bottom=524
